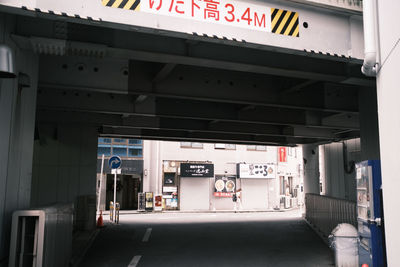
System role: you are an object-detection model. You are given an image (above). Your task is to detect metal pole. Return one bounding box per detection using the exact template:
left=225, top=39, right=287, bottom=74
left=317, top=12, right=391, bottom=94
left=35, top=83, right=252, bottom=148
left=113, top=171, right=117, bottom=223
left=97, top=154, right=105, bottom=212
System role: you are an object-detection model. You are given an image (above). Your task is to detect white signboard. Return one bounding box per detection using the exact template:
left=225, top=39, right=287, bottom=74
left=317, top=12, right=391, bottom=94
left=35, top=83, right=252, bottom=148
left=142, top=0, right=272, bottom=33
left=163, top=186, right=178, bottom=192
left=237, top=163, right=275, bottom=179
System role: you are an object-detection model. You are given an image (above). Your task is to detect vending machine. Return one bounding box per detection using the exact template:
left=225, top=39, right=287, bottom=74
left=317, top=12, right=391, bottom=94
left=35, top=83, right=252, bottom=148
left=356, top=160, right=386, bottom=267
left=145, top=192, right=154, bottom=211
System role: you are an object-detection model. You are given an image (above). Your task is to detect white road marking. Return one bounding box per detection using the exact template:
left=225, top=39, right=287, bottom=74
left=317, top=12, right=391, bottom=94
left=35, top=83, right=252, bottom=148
left=128, top=255, right=142, bottom=267
left=142, top=228, right=152, bottom=242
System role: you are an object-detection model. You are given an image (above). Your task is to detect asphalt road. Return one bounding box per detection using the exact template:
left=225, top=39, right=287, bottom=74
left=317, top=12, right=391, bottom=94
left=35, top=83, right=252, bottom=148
left=80, top=210, right=334, bottom=267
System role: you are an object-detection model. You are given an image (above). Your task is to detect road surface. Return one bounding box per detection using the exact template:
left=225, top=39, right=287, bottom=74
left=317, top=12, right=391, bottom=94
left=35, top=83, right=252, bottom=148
left=80, top=210, right=334, bottom=267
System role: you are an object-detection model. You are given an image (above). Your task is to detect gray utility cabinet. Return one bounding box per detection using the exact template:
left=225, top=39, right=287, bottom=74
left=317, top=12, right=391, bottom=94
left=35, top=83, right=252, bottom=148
left=8, top=204, right=74, bottom=267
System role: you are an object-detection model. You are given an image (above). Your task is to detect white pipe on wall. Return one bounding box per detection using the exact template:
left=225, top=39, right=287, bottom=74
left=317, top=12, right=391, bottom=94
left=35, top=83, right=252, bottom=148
left=361, top=0, right=378, bottom=77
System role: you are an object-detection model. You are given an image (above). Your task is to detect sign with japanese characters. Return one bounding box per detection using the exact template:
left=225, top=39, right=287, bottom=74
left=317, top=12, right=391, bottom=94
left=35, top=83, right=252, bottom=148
left=278, top=147, right=287, bottom=162
left=237, top=163, right=275, bottom=179
left=180, top=163, right=214, bottom=177
left=142, top=0, right=272, bottom=32
left=101, top=0, right=300, bottom=36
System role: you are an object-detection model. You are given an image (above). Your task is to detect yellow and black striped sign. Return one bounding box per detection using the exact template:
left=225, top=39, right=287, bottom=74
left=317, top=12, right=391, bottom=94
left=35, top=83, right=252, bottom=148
left=102, top=0, right=140, bottom=11
left=271, top=8, right=299, bottom=37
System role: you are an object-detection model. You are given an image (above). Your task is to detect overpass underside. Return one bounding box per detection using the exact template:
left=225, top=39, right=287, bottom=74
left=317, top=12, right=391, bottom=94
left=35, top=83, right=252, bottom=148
left=26, top=16, right=370, bottom=146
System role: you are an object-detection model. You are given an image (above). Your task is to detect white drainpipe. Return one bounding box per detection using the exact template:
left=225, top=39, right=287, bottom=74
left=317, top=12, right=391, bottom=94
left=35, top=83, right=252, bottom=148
left=361, top=0, right=378, bottom=77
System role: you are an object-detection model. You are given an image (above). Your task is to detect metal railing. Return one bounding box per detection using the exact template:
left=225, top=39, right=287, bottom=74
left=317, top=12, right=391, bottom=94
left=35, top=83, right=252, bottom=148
left=305, top=193, right=357, bottom=239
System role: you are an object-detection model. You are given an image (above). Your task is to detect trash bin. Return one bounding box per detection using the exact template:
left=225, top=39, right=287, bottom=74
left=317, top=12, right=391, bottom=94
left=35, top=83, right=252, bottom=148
left=329, top=223, right=359, bottom=267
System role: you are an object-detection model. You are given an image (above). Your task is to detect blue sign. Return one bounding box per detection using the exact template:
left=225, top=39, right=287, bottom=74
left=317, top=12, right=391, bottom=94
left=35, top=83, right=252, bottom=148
left=108, top=156, right=122, bottom=169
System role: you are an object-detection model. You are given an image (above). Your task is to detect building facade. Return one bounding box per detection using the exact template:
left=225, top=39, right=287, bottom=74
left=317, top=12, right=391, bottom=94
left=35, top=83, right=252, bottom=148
left=97, top=139, right=303, bottom=211
left=142, top=141, right=303, bottom=211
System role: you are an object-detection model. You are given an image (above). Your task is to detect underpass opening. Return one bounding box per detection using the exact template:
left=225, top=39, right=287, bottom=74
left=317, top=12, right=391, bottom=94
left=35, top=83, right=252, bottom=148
left=95, top=138, right=304, bottom=213
left=0, top=7, right=379, bottom=266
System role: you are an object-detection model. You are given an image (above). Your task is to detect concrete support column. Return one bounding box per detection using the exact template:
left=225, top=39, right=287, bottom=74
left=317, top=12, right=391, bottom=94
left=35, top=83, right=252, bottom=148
left=143, top=140, right=162, bottom=194
left=302, top=144, right=319, bottom=195
left=0, top=14, right=38, bottom=265
left=358, top=86, right=380, bottom=160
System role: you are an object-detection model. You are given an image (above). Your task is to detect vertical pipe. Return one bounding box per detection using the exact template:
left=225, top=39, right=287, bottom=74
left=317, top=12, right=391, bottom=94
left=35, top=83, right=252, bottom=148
left=97, top=154, right=105, bottom=212
left=113, top=172, right=117, bottom=223
left=361, top=0, right=378, bottom=76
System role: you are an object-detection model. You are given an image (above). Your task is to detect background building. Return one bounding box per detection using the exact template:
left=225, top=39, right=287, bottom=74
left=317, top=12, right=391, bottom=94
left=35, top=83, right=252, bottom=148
left=120, top=141, right=303, bottom=211
left=96, top=138, right=143, bottom=211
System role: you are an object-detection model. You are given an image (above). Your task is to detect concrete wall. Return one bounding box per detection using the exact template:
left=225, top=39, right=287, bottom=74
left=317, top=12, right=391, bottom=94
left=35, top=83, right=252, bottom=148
left=0, top=15, right=38, bottom=266
left=31, top=124, right=97, bottom=207
left=375, top=1, right=400, bottom=264
left=320, top=139, right=361, bottom=201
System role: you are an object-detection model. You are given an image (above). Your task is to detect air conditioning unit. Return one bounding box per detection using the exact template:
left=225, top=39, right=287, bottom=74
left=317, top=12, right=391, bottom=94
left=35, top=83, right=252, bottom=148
left=293, top=188, right=298, bottom=198
left=291, top=198, right=298, bottom=207
left=284, top=196, right=291, bottom=209
left=215, top=143, right=226, bottom=149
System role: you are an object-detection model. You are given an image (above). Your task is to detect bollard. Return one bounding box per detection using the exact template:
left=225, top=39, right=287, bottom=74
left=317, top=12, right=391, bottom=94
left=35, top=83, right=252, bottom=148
left=109, top=201, right=114, bottom=221
left=329, top=223, right=359, bottom=267
left=115, top=202, right=120, bottom=224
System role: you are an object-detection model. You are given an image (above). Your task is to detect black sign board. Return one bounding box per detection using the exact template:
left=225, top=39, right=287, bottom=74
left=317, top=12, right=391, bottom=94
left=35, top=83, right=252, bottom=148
left=180, top=163, right=214, bottom=177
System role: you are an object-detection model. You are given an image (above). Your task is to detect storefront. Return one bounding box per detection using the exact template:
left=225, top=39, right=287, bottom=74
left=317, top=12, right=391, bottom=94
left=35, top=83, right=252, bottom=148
left=179, top=162, right=214, bottom=211
left=236, top=163, right=277, bottom=210
left=162, top=161, right=180, bottom=210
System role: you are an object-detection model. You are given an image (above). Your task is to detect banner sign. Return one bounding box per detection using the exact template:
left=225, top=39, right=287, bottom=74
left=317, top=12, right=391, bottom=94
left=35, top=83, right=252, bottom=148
left=141, top=0, right=273, bottom=33
left=100, top=0, right=301, bottom=37
left=278, top=147, right=287, bottom=162
left=214, top=175, right=236, bottom=197
left=180, top=163, right=214, bottom=177
left=237, top=163, right=275, bottom=179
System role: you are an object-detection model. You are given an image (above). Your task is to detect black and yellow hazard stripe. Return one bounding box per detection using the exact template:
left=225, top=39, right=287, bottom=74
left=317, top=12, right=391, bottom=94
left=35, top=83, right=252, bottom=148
left=101, top=0, right=140, bottom=11
left=271, top=8, right=299, bottom=37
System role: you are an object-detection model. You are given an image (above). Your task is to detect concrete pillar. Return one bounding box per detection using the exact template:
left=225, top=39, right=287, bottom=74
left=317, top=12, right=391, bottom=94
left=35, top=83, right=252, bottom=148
left=358, top=86, right=380, bottom=160
left=0, top=14, right=38, bottom=265
left=375, top=1, right=400, bottom=264
left=302, top=144, right=319, bottom=195
left=143, top=140, right=162, bottom=194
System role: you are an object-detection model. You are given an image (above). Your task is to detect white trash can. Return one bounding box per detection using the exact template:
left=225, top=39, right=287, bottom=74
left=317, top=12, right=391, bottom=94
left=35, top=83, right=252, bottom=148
left=329, top=223, right=359, bottom=267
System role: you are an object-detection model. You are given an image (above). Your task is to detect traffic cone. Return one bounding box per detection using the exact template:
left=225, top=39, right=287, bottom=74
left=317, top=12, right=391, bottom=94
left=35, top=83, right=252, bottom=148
left=97, top=210, right=104, bottom=228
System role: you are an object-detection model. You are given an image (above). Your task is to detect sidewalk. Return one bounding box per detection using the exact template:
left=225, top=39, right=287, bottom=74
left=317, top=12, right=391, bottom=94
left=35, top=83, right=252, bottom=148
left=99, top=207, right=302, bottom=215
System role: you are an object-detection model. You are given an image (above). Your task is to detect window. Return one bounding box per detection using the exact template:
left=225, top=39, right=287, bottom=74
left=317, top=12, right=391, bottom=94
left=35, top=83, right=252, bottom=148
left=98, top=145, right=111, bottom=156
left=97, top=138, right=143, bottom=158
left=129, top=139, right=142, bottom=145
left=113, top=147, right=127, bottom=157
left=214, top=143, right=236, bottom=150
left=180, top=142, right=203, bottom=148
left=128, top=148, right=142, bottom=157
left=98, top=138, right=111, bottom=144
left=247, top=145, right=267, bottom=151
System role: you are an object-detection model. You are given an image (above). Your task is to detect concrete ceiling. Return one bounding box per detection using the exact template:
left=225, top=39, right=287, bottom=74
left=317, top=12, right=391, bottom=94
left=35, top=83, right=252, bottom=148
left=12, top=15, right=374, bottom=146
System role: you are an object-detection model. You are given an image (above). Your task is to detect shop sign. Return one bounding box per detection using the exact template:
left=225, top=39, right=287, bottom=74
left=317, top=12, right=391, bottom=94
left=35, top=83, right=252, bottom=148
left=214, top=175, right=236, bottom=197
left=180, top=163, right=214, bottom=177
left=278, top=147, right=287, bottom=162
left=237, top=163, right=276, bottom=179
left=163, top=186, right=177, bottom=192
left=154, top=195, right=163, bottom=211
